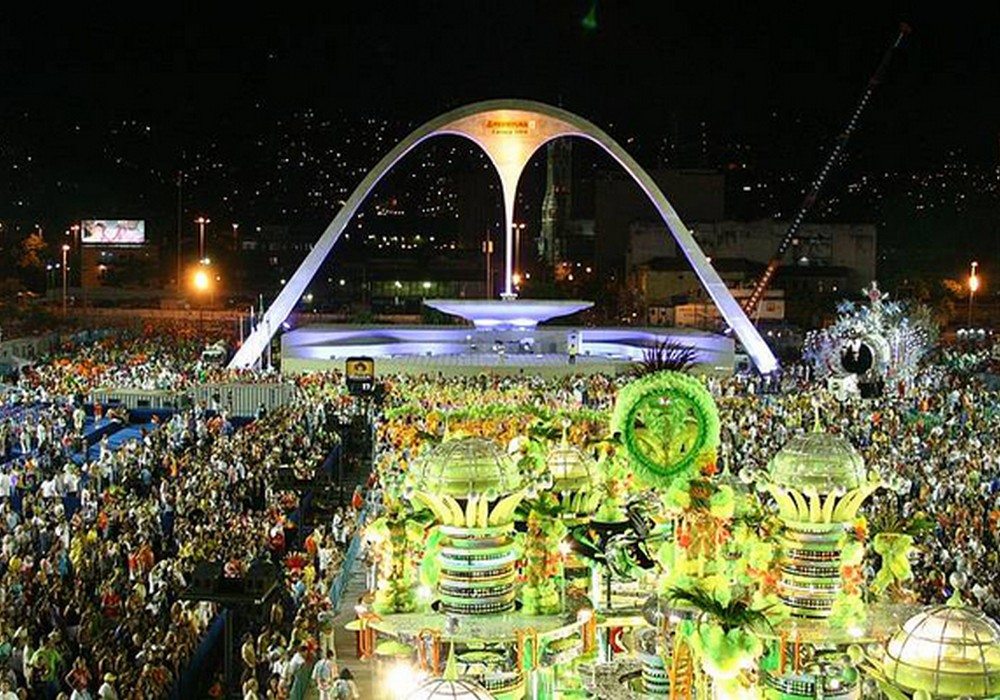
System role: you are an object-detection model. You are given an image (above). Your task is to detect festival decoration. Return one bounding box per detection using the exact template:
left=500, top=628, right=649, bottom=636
left=764, top=426, right=880, bottom=621
left=804, top=282, right=938, bottom=389
left=880, top=599, right=1000, bottom=698
left=406, top=645, right=497, bottom=700
left=357, top=365, right=1000, bottom=700
left=867, top=511, right=932, bottom=602
left=406, top=437, right=526, bottom=616
left=669, top=586, right=768, bottom=698
left=611, top=371, right=720, bottom=487
left=520, top=509, right=568, bottom=616
left=366, top=500, right=427, bottom=615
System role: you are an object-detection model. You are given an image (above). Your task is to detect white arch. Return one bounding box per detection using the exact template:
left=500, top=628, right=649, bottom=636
left=229, top=100, right=778, bottom=373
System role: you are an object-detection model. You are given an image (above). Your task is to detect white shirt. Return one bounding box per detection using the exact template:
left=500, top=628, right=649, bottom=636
left=285, top=652, right=305, bottom=682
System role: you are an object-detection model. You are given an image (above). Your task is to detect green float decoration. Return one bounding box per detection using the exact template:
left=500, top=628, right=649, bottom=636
left=670, top=586, right=768, bottom=697
left=521, top=510, right=569, bottom=615
left=368, top=501, right=423, bottom=615
left=870, top=532, right=914, bottom=595
left=611, top=371, right=720, bottom=487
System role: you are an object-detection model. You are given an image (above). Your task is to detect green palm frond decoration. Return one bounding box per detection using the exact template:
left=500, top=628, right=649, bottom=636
left=631, top=339, right=699, bottom=377
left=869, top=509, right=934, bottom=538
left=528, top=420, right=563, bottom=442
left=415, top=429, right=443, bottom=445
left=667, top=586, right=773, bottom=635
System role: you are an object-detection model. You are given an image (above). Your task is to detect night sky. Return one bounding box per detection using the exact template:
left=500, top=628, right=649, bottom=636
left=2, top=2, right=998, bottom=167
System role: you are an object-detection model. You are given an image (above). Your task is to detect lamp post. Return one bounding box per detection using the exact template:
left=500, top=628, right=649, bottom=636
left=513, top=222, right=526, bottom=285
left=61, top=244, right=70, bottom=315
left=195, top=216, right=210, bottom=260
left=483, top=231, right=494, bottom=298
left=968, top=261, right=980, bottom=328
left=193, top=262, right=211, bottom=331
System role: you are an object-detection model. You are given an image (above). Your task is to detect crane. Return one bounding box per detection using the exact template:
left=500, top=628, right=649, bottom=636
left=739, top=22, right=911, bottom=317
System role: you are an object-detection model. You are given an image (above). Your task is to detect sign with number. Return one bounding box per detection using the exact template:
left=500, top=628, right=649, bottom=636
left=345, top=357, right=375, bottom=396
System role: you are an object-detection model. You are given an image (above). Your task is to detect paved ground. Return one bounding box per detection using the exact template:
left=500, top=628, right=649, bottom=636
left=331, top=561, right=377, bottom=698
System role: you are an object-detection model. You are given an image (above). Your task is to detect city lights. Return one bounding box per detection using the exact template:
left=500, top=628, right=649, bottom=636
left=192, top=269, right=210, bottom=291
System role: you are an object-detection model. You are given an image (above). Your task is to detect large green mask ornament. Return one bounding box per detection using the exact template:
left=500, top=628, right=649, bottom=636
left=611, top=371, right=720, bottom=487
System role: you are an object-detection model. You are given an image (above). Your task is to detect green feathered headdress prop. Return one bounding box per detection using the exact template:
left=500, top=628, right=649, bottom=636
left=610, top=371, right=720, bottom=488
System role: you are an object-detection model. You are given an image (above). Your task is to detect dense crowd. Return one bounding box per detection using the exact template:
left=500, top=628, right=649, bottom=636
left=14, top=327, right=291, bottom=399
left=380, top=372, right=625, bottom=414
left=0, top=342, right=363, bottom=699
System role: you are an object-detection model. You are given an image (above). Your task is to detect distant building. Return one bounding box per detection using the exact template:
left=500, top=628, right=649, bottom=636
left=595, top=169, right=726, bottom=272
left=632, top=256, right=783, bottom=322
left=82, top=245, right=160, bottom=289
left=626, top=218, right=875, bottom=326
left=632, top=256, right=760, bottom=307
left=672, top=288, right=786, bottom=328
left=628, top=219, right=875, bottom=286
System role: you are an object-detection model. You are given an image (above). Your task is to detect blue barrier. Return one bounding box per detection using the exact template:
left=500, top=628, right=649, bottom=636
left=169, top=610, right=226, bottom=699
left=318, top=444, right=340, bottom=479
left=328, top=502, right=370, bottom=613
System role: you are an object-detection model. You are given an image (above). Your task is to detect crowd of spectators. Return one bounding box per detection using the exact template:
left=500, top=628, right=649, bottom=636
left=0, top=337, right=364, bottom=699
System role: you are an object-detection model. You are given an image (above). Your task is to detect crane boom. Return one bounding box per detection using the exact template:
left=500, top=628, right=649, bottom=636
left=740, top=22, right=911, bottom=317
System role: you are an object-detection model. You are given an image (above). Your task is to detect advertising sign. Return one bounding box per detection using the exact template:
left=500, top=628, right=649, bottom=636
left=81, top=220, right=145, bottom=246
left=345, top=356, right=375, bottom=396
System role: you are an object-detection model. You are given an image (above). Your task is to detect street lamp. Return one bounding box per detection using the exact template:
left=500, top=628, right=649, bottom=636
left=61, top=244, right=70, bottom=314
left=195, top=216, right=210, bottom=260
left=968, top=261, right=980, bottom=327
left=512, top=222, right=526, bottom=285
left=483, top=232, right=494, bottom=298
left=193, top=269, right=210, bottom=292
left=192, top=262, right=213, bottom=331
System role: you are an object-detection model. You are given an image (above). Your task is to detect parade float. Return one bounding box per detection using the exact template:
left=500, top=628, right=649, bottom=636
left=804, top=282, right=938, bottom=398
left=351, top=370, right=1000, bottom=699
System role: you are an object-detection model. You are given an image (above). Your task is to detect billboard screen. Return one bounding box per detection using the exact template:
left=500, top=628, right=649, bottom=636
left=81, top=220, right=145, bottom=246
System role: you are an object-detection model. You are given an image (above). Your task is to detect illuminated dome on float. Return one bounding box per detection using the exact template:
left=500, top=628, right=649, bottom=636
left=408, top=437, right=524, bottom=497
left=767, top=429, right=866, bottom=494
left=404, top=677, right=496, bottom=700
left=883, top=604, right=1000, bottom=698
left=545, top=440, right=601, bottom=515
left=546, top=442, right=598, bottom=493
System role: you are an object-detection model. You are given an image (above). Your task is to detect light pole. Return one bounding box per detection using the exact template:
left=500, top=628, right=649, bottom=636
left=195, top=216, right=210, bottom=260
left=968, top=261, right=980, bottom=328
left=192, top=262, right=211, bottom=331
left=69, top=223, right=82, bottom=307
left=483, top=231, right=494, bottom=298
left=61, top=244, right=70, bottom=315
left=513, top=222, right=526, bottom=285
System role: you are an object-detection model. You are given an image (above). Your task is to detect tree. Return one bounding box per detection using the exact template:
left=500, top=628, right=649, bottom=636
left=17, top=233, right=48, bottom=271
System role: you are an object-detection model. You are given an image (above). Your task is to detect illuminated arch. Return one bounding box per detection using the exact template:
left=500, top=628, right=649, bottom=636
left=229, top=99, right=777, bottom=372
